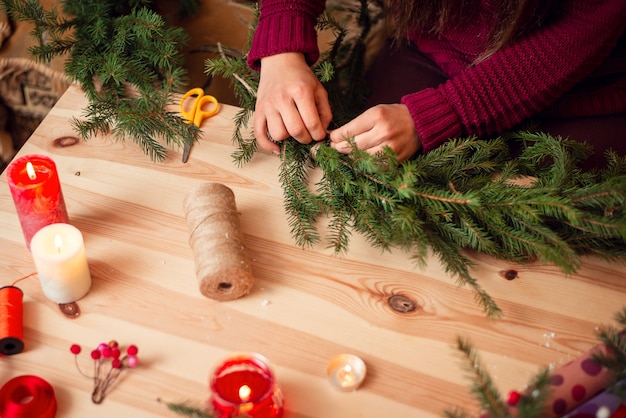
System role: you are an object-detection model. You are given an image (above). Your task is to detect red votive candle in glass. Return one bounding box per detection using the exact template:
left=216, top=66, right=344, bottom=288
left=209, top=352, right=284, bottom=418
left=6, top=154, right=70, bottom=250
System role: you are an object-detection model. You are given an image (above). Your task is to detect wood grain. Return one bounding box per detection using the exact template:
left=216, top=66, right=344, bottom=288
left=0, top=84, right=624, bottom=417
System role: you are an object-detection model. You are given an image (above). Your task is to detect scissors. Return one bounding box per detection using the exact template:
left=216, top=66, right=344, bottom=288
left=179, top=87, right=219, bottom=163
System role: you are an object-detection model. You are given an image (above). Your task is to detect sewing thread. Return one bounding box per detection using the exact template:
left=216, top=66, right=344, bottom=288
left=0, top=375, right=56, bottom=417
left=0, top=286, right=25, bottom=355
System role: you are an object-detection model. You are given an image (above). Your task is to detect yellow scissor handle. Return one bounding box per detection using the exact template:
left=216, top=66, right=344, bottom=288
left=179, top=88, right=219, bottom=127
left=192, top=95, right=219, bottom=127
left=179, top=88, right=203, bottom=123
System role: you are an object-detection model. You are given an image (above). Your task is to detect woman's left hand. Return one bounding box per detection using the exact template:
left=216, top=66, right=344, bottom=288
left=328, top=104, right=421, bottom=162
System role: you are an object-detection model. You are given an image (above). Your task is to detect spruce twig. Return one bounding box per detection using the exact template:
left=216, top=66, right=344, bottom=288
left=592, top=307, right=626, bottom=394
left=160, top=399, right=213, bottom=418
left=447, top=307, right=626, bottom=417
left=162, top=398, right=251, bottom=418
left=445, top=337, right=554, bottom=418
left=205, top=2, right=626, bottom=318
left=453, top=336, right=511, bottom=417
left=1, top=0, right=200, bottom=161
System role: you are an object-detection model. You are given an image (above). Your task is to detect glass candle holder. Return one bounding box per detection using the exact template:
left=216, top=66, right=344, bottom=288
left=209, top=352, right=284, bottom=418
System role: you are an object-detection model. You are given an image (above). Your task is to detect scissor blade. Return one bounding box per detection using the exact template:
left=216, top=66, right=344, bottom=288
left=182, top=142, right=191, bottom=163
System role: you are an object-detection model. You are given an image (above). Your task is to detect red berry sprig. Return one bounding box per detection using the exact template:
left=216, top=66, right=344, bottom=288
left=507, top=390, right=522, bottom=406
left=70, top=340, right=140, bottom=404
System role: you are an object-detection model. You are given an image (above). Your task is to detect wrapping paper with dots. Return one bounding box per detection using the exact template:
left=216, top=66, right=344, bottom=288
left=509, top=337, right=625, bottom=417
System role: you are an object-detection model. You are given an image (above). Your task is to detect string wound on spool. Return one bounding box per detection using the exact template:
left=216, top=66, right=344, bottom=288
left=183, top=183, right=255, bottom=301
left=0, top=286, right=25, bottom=355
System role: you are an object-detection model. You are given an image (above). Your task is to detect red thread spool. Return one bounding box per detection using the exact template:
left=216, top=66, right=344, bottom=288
left=0, top=375, right=56, bottom=418
left=0, top=286, right=25, bottom=355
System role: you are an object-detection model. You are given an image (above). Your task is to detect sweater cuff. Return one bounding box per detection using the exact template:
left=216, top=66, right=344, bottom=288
left=401, top=88, right=463, bottom=153
left=247, top=13, right=320, bottom=71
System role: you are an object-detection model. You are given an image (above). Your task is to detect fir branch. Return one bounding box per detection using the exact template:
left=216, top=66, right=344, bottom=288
left=443, top=409, right=475, bottom=418
left=279, top=141, right=324, bottom=247
left=592, top=307, right=626, bottom=391
left=230, top=108, right=257, bottom=165
left=161, top=399, right=213, bottom=418
left=454, top=337, right=510, bottom=417
left=514, top=370, right=552, bottom=418
left=447, top=337, right=553, bottom=418
left=448, top=307, right=626, bottom=418
left=1, top=0, right=201, bottom=161
left=202, top=1, right=626, bottom=317
left=429, top=232, right=502, bottom=317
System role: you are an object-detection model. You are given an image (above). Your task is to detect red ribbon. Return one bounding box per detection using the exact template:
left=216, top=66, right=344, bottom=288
left=0, top=375, right=56, bottom=418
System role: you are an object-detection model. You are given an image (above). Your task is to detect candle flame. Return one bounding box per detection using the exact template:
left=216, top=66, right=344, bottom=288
left=26, top=162, right=37, bottom=181
left=54, top=234, right=63, bottom=253
left=238, top=385, right=251, bottom=403
left=337, top=364, right=355, bottom=385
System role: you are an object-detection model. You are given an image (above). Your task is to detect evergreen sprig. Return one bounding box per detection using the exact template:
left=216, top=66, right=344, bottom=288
left=206, top=1, right=626, bottom=318
left=447, top=307, right=626, bottom=417
left=1, top=0, right=200, bottom=161
left=593, top=307, right=626, bottom=396
left=164, top=400, right=213, bottom=418
left=163, top=398, right=246, bottom=418
left=446, top=335, right=552, bottom=418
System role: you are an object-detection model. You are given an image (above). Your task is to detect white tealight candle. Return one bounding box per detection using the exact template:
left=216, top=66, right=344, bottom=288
left=30, top=223, right=92, bottom=304
left=327, top=354, right=366, bottom=391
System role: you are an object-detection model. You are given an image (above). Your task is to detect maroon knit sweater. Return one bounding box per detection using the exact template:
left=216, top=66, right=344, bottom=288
left=247, top=0, right=626, bottom=153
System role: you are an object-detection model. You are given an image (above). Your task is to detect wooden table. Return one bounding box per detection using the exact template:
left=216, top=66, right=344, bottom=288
left=1, top=84, right=625, bottom=417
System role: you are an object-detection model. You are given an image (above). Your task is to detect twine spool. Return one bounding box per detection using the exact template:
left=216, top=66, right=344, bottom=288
left=0, top=375, right=57, bottom=417
left=183, top=183, right=254, bottom=301
left=0, top=286, right=25, bottom=355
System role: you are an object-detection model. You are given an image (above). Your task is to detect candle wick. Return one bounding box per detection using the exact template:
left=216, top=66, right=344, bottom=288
left=54, top=234, right=63, bottom=253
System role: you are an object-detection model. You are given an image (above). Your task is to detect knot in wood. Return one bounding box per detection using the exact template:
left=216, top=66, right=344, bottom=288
left=58, top=301, right=80, bottom=318
left=54, top=136, right=80, bottom=147
left=388, top=295, right=417, bottom=313
left=500, top=269, right=518, bottom=281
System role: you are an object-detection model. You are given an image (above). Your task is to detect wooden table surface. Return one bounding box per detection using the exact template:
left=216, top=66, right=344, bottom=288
left=1, top=84, right=625, bottom=417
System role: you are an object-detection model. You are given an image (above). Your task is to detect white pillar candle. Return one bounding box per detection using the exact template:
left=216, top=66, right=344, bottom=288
left=30, top=223, right=92, bottom=304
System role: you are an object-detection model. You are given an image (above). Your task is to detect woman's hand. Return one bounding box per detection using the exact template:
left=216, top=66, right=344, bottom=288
left=254, top=52, right=333, bottom=154
left=328, top=104, right=421, bottom=162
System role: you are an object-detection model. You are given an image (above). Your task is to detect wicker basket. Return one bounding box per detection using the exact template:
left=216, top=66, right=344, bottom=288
left=0, top=57, right=71, bottom=168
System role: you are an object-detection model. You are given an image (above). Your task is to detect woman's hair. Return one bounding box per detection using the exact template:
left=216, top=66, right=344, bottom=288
left=389, top=0, right=560, bottom=58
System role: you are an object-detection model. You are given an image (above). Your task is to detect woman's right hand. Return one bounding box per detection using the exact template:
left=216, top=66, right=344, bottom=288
left=254, top=52, right=333, bottom=154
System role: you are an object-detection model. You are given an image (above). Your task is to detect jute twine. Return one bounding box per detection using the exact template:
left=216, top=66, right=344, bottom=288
left=183, top=183, right=254, bottom=301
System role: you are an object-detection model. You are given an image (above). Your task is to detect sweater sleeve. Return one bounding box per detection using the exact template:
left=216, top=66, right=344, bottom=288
left=247, top=0, right=327, bottom=71
left=402, top=0, right=626, bottom=153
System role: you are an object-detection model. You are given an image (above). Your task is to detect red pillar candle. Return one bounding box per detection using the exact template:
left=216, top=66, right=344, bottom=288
left=209, top=352, right=284, bottom=418
left=6, top=154, right=70, bottom=250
